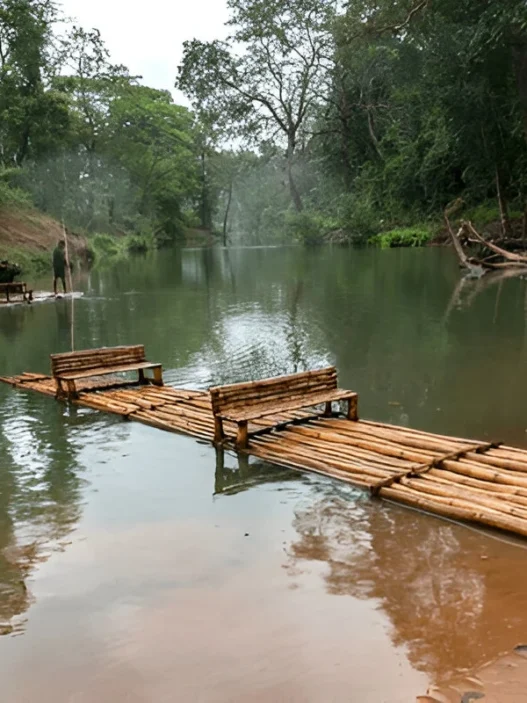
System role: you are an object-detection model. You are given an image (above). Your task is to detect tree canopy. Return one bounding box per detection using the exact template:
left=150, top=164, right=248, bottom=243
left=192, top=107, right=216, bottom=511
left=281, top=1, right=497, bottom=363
left=2, top=0, right=527, bottom=249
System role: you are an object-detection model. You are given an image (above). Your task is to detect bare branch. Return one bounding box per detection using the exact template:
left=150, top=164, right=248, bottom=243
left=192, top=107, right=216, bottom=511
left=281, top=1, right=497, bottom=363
left=374, top=0, right=430, bottom=36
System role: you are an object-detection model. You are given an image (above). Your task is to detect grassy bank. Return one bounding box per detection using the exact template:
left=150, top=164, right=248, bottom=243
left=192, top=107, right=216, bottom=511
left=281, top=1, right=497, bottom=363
left=0, top=204, right=91, bottom=276
left=0, top=202, right=219, bottom=281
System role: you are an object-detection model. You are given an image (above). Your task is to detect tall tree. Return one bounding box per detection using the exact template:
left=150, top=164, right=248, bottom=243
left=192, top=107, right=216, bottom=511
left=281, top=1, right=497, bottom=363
left=177, top=0, right=336, bottom=212
left=0, top=0, right=69, bottom=167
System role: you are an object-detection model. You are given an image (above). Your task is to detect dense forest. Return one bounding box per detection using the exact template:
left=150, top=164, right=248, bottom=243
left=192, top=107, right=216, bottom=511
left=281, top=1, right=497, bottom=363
left=2, top=0, right=527, bottom=250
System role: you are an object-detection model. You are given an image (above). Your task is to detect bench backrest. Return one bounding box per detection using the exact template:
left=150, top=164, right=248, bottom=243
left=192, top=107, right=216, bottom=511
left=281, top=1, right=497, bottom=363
left=210, top=367, right=337, bottom=416
left=51, top=345, right=146, bottom=377
left=0, top=282, right=25, bottom=292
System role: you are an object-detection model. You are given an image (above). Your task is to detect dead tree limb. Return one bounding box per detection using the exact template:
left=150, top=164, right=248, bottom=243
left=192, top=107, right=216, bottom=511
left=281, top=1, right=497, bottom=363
left=464, top=221, right=527, bottom=265
left=444, top=213, right=471, bottom=269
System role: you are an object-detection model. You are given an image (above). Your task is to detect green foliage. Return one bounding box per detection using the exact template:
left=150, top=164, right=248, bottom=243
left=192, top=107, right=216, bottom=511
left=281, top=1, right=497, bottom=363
left=335, top=193, right=380, bottom=240
left=369, top=227, right=432, bottom=249
left=0, top=10, right=205, bottom=251
left=285, top=210, right=344, bottom=245
left=2, top=0, right=527, bottom=256
left=285, top=211, right=326, bottom=245
left=126, top=232, right=154, bottom=254
left=0, top=180, right=32, bottom=208
left=177, top=0, right=336, bottom=212
left=91, top=233, right=123, bottom=258
left=0, top=244, right=50, bottom=275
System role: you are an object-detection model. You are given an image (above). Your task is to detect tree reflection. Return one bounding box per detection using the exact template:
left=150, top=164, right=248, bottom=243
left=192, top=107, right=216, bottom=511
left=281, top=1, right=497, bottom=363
left=0, top=394, right=88, bottom=635
left=285, top=491, right=527, bottom=682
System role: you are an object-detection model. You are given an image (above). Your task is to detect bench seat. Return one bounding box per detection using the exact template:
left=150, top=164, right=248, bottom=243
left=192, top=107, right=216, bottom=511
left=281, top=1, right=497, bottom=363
left=57, top=361, right=161, bottom=381
left=210, top=367, right=358, bottom=449
left=51, top=345, right=163, bottom=398
left=0, top=282, right=32, bottom=303
left=219, top=388, right=357, bottom=422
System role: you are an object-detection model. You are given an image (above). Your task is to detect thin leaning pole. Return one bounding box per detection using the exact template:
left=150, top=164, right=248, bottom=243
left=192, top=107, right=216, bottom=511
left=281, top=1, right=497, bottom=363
left=61, top=149, right=75, bottom=351
left=62, top=219, right=75, bottom=352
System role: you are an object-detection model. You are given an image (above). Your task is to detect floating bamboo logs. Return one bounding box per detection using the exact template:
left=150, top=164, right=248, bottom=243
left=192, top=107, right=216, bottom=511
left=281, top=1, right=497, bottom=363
left=3, top=371, right=527, bottom=539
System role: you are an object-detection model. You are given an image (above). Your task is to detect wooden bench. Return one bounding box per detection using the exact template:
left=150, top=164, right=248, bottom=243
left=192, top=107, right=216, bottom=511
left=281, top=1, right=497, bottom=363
left=210, top=367, right=358, bottom=449
left=0, top=282, right=33, bottom=303
left=51, top=345, right=163, bottom=398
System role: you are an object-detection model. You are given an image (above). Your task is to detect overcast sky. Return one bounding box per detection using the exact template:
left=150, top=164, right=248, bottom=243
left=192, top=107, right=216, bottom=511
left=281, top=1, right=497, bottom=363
left=58, top=0, right=230, bottom=105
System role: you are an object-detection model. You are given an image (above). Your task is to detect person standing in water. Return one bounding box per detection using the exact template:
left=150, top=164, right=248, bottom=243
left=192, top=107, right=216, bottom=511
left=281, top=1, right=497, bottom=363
left=52, top=240, right=68, bottom=295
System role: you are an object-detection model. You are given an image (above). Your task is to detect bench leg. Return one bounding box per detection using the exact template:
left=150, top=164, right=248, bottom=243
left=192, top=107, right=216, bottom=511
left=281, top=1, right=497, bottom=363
left=55, top=378, right=65, bottom=399
left=214, top=416, right=225, bottom=444
left=66, top=380, right=77, bottom=399
left=152, top=366, right=164, bottom=386
left=236, top=421, right=249, bottom=450
left=138, top=369, right=146, bottom=385
left=324, top=401, right=333, bottom=417
left=347, top=395, right=358, bottom=421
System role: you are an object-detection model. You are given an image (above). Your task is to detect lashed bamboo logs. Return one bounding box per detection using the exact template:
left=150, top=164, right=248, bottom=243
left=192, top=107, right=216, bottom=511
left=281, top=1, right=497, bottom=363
left=3, top=369, right=527, bottom=539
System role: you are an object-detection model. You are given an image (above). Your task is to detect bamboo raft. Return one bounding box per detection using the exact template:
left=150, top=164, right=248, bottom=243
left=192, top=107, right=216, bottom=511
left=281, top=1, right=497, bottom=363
left=3, top=370, right=527, bottom=539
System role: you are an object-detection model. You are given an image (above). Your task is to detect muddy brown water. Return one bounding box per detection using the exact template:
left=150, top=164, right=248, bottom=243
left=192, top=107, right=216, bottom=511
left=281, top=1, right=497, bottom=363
left=0, top=246, right=527, bottom=702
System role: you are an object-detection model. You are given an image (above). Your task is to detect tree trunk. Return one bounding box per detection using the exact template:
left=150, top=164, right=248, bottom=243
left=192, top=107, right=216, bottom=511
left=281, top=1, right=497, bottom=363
left=200, top=151, right=212, bottom=229
left=512, top=32, right=527, bottom=143
left=108, top=195, right=115, bottom=225
left=287, top=135, right=303, bottom=212
left=496, top=165, right=513, bottom=239
left=16, top=123, right=31, bottom=165
left=222, top=180, right=233, bottom=246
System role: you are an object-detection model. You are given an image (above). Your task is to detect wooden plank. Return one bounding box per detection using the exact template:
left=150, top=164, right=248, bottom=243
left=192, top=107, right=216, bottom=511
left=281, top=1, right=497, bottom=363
left=56, top=362, right=161, bottom=380
left=219, top=390, right=357, bottom=422
left=210, top=367, right=336, bottom=395
left=210, top=368, right=337, bottom=413
left=211, top=376, right=338, bottom=409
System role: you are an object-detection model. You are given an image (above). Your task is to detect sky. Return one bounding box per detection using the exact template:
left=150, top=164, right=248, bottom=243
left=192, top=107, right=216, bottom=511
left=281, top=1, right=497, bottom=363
left=58, top=0, right=230, bottom=105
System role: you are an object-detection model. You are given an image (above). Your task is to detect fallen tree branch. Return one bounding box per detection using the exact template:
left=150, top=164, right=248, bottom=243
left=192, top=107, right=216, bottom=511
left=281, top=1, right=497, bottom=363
left=464, top=220, right=527, bottom=265
left=444, top=213, right=470, bottom=268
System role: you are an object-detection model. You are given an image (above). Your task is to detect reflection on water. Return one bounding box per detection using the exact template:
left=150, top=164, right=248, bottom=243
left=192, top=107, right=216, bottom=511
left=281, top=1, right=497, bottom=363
left=214, top=448, right=302, bottom=496
left=285, top=491, right=527, bottom=682
left=1, top=246, right=527, bottom=698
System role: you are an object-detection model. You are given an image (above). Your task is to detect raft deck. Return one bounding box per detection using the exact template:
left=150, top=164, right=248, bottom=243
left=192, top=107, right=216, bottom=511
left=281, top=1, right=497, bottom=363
left=3, top=372, right=527, bottom=539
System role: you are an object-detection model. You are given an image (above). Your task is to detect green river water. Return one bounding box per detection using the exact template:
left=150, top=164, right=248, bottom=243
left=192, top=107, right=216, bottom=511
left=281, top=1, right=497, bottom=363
left=0, top=246, right=526, bottom=702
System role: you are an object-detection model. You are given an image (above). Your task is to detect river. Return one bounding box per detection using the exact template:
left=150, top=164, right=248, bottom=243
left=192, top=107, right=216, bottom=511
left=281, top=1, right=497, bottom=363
left=0, top=245, right=526, bottom=702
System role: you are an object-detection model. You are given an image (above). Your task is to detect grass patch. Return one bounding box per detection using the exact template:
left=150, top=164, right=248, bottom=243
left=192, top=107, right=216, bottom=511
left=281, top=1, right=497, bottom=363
left=369, top=226, right=432, bottom=248
left=0, top=180, right=32, bottom=209
left=0, top=246, right=50, bottom=276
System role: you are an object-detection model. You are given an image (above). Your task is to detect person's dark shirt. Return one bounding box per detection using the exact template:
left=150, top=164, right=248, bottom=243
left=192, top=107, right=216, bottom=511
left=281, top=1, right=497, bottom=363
left=53, top=246, right=66, bottom=276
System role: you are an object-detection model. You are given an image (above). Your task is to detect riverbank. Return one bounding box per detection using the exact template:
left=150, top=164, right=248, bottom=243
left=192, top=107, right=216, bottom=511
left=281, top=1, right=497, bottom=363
left=1, top=200, right=523, bottom=281
left=0, top=206, right=91, bottom=274
left=0, top=204, right=217, bottom=278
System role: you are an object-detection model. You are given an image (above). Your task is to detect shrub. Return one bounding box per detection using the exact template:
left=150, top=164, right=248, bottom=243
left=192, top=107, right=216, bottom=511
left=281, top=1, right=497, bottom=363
left=126, top=233, right=152, bottom=254
left=0, top=181, right=32, bottom=208
left=369, top=227, right=432, bottom=248
left=91, top=233, right=123, bottom=258
left=336, top=193, right=380, bottom=241
left=284, top=210, right=339, bottom=245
